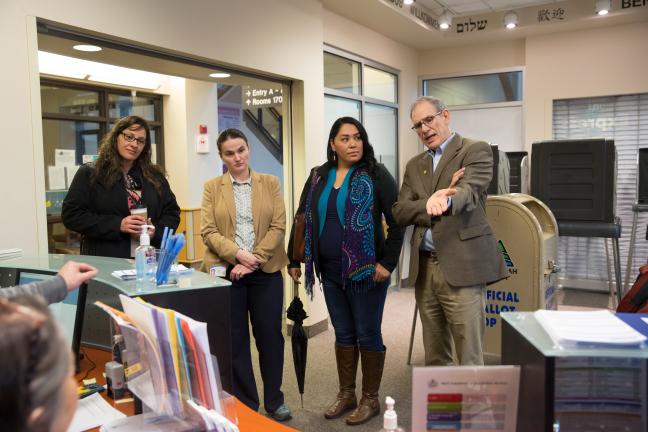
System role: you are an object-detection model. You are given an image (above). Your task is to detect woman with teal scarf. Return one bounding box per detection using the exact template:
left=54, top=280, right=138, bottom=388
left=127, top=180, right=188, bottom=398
left=288, top=117, right=404, bottom=426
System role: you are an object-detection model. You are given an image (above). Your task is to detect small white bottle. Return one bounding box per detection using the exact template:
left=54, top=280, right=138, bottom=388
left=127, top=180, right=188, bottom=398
left=135, top=225, right=155, bottom=290
left=379, top=396, right=406, bottom=432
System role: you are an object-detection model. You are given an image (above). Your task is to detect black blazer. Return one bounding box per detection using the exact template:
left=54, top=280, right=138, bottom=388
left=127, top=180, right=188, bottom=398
left=288, top=161, right=404, bottom=276
left=62, top=164, right=180, bottom=258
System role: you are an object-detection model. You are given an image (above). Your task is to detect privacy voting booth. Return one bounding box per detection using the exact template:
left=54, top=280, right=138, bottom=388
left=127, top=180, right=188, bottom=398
left=484, top=194, right=559, bottom=358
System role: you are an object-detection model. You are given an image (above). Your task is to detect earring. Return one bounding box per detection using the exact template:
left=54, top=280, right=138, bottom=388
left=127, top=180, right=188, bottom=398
left=332, top=151, right=337, bottom=161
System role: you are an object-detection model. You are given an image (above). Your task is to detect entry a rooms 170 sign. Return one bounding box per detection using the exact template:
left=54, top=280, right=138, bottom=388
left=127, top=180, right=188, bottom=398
left=242, top=86, right=283, bottom=108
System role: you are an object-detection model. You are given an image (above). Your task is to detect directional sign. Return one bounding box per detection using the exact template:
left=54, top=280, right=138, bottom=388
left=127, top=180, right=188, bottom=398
left=243, top=86, right=283, bottom=108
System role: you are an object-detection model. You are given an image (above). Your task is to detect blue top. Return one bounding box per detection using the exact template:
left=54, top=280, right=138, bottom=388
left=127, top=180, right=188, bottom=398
left=317, top=166, right=356, bottom=236
left=319, top=188, right=343, bottom=284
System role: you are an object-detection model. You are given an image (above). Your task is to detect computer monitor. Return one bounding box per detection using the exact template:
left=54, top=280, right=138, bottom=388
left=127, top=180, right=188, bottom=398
left=17, top=271, right=78, bottom=345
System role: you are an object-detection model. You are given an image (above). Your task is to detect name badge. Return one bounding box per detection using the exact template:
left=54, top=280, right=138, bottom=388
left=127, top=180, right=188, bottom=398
left=210, top=265, right=226, bottom=277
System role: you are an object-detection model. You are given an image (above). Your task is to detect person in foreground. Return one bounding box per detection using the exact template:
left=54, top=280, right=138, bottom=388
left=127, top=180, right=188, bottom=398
left=62, top=115, right=180, bottom=258
left=288, top=117, right=404, bottom=425
left=200, top=128, right=291, bottom=422
left=0, top=260, right=98, bottom=304
left=0, top=295, right=78, bottom=431
left=392, top=96, right=507, bottom=366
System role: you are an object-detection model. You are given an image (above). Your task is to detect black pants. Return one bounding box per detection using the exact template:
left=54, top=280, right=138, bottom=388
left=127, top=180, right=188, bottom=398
left=230, top=270, right=285, bottom=412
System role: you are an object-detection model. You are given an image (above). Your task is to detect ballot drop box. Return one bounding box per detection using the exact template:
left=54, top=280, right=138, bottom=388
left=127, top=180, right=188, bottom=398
left=484, top=194, right=559, bottom=358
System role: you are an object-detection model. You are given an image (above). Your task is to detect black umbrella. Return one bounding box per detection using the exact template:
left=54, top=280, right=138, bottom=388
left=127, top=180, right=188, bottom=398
left=286, top=294, right=308, bottom=408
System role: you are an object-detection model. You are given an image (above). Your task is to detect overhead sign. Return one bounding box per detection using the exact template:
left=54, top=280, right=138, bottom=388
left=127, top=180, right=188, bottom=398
left=242, top=86, right=283, bottom=109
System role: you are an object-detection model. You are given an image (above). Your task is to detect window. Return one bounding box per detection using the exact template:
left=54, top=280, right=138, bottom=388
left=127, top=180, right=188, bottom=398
left=323, top=47, right=399, bottom=180
left=553, top=94, right=648, bottom=289
left=423, top=71, right=522, bottom=107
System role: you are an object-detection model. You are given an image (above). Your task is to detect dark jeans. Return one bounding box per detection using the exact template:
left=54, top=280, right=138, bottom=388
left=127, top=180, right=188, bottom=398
left=322, top=276, right=389, bottom=352
left=230, top=270, right=285, bottom=413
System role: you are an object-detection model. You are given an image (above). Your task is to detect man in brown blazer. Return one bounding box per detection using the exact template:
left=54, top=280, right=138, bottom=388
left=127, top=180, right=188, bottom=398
left=393, top=97, right=507, bottom=366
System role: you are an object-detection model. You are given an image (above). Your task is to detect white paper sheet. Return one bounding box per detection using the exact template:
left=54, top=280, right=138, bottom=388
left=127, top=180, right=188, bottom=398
left=67, top=393, right=126, bottom=432
left=412, top=366, right=520, bottom=432
left=48, top=166, right=66, bottom=190
left=55, top=148, right=76, bottom=167
left=66, top=165, right=80, bottom=186
left=535, top=309, right=647, bottom=348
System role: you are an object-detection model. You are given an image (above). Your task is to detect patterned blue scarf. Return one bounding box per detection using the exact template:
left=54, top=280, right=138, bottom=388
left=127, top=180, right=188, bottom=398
left=304, top=166, right=375, bottom=299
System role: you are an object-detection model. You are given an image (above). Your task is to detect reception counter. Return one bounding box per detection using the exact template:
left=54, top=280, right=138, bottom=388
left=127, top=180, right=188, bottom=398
left=501, top=312, right=648, bottom=432
left=0, top=254, right=233, bottom=392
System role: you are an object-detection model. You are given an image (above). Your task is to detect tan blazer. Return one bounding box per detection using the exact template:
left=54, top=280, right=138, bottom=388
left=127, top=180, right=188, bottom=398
left=200, top=170, right=289, bottom=274
left=392, top=134, right=508, bottom=287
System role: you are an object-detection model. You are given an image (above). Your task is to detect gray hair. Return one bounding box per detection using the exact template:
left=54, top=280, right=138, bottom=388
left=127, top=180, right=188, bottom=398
left=0, top=295, right=70, bottom=431
left=410, top=96, right=447, bottom=117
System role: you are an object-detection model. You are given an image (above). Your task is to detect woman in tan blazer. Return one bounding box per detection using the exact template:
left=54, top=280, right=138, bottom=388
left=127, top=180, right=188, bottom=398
left=200, top=128, right=291, bottom=421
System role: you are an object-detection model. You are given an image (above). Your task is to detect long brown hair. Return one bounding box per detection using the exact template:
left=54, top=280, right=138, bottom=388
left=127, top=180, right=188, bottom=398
left=93, top=115, right=165, bottom=193
left=0, top=296, right=70, bottom=431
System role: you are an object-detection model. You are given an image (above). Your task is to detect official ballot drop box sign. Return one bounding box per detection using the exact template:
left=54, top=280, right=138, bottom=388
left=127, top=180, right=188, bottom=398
left=484, top=194, right=559, bottom=357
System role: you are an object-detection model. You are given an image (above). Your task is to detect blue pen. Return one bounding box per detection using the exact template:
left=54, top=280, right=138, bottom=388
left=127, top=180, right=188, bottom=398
left=161, top=226, right=169, bottom=250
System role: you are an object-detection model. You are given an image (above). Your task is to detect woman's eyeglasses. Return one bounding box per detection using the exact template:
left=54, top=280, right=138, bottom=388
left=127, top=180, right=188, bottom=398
left=121, top=132, right=146, bottom=146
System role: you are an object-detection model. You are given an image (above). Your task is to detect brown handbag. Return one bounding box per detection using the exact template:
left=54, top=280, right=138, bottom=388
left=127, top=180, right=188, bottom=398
left=292, top=213, right=306, bottom=262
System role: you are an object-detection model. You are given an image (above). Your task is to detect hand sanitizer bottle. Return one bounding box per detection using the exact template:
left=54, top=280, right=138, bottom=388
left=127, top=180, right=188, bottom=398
left=135, top=225, right=155, bottom=290
left=379, top=396, right=406, bottom=432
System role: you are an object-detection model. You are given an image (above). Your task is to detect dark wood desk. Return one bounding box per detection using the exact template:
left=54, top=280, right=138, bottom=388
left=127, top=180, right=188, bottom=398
left=77, top=347, right=297, bottom=432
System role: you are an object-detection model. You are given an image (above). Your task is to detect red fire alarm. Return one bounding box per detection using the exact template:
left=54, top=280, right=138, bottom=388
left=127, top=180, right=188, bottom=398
left=199, top=124, right=208, bottom=134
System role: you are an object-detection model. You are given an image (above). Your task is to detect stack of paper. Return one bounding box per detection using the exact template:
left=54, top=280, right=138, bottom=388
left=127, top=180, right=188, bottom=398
left=534, top=309, right=647, bottom=349
left=111, top=264, right=192, bottom=281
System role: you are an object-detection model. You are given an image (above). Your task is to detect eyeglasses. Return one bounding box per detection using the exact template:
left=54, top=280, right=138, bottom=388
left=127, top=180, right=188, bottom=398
left=121, top=132, right=146, bottom=146
left=411, top=111, right=444, bottom=131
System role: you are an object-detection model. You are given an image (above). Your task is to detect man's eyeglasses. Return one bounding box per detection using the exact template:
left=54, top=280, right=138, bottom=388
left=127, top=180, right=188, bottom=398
left=121, top=132, right=146, bottom=146
left=411, top=111, right=444, bottom=131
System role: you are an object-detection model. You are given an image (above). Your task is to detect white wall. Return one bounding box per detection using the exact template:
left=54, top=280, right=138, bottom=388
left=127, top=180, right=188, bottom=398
left=417, top=23, right=648, bottom=153
left=525, top=22, right=648, bottom=147
left=184, top=80, right=222, bottom=207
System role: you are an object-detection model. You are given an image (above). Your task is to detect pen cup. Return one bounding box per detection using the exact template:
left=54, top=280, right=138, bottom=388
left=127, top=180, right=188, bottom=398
left=155, top=249, right=178, bottom=285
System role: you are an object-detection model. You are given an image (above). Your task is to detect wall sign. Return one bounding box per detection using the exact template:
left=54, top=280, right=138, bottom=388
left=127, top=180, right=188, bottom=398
left=242, top=86, right=283, bottom=108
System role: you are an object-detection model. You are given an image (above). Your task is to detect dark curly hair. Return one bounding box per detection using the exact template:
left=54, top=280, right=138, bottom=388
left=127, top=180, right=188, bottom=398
left=93, top=115, right=165, bottom=193
left=327, top=117, right=377, bottom=173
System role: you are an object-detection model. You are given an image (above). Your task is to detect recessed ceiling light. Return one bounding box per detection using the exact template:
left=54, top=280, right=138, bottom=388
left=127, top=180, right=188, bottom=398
left=73, top=44, right=102, bottom=52
left=404, top=0, right=414, bottom=4
left=504, top=12, right=518, bottom=29
left=209, top=72, right=231, bottom=78
left=595, top=0, right=611, bottom=15
left=438, top=10, right=452, bottom=30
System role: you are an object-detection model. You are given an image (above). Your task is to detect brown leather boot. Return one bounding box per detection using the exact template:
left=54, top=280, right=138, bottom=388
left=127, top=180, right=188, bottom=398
left=324, top=345, right=359, bottom=419
left=346, top=349, right=385, bottom=426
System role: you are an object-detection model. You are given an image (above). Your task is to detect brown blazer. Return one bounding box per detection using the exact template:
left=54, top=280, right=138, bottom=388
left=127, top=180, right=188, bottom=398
left=200, top=169, right=289, bottom=274
left=392, top=133, right=508, bottom=287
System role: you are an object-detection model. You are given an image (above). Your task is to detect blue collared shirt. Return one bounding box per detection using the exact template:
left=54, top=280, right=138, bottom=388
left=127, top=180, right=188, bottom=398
left=421, top=133, right=455, bottom=251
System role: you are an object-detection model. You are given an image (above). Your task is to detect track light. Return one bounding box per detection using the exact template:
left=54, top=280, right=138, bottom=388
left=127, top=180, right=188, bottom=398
left=404, top=0, right=414, bottom=4
left=503, top=11, right=518, bottom=29
left=595, top=0, right=610, bottom=15
left=438, top=10, right=452, bottom=30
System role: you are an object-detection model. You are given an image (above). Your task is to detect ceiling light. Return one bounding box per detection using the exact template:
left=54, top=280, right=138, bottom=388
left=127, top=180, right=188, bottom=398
left=38, top=51, right=162, bottom=90
left=73, top=44, right=102, bottom=52
left=503, top=11, right=518, bottom=29
left=438, top=10, right=452, bottom=30
left=209, top=72, right=231, bottom=78
left=595, top=0, right=610, bottom=15
left=404, top=0, right=414, bottom=4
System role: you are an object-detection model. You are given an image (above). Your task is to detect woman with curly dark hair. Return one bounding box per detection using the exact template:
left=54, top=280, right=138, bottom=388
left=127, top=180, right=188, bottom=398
left=62, top=115, right=180, bottom=258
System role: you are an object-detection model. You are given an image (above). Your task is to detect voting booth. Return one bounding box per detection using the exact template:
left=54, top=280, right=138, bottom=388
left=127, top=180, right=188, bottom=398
left=484, top=194, right=559, bottom=358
